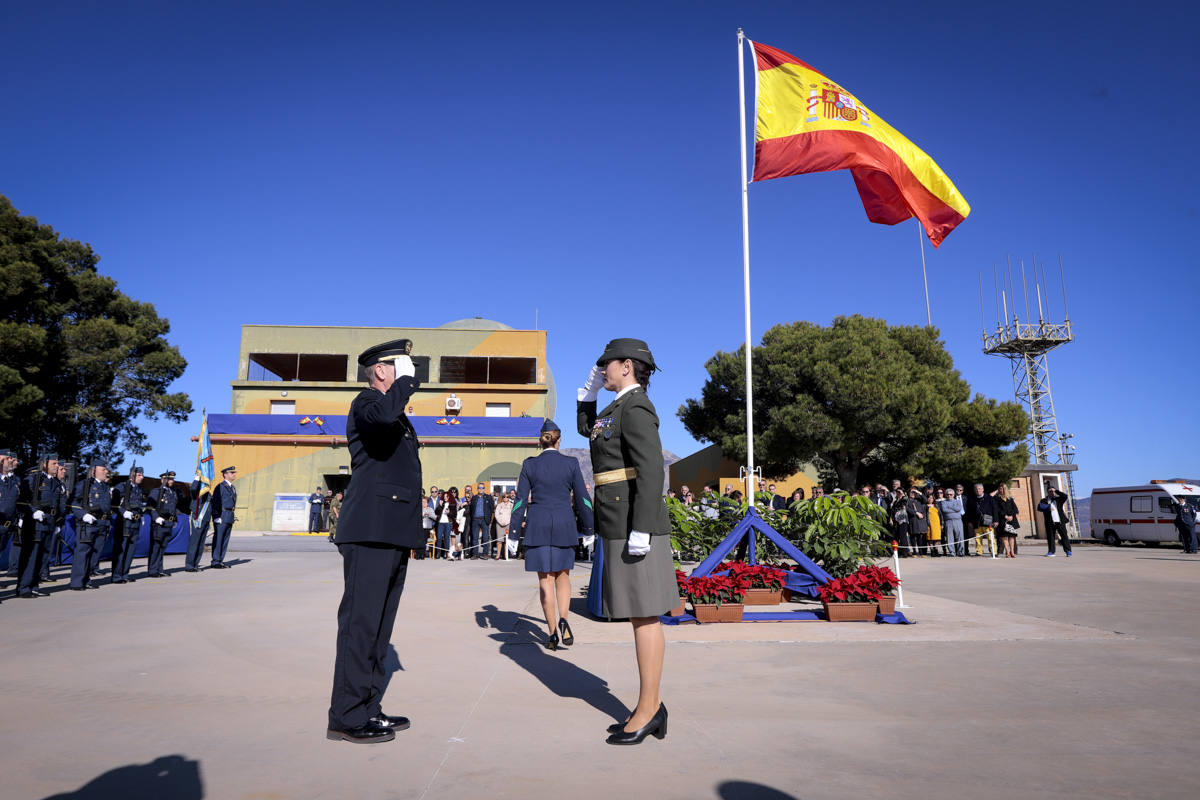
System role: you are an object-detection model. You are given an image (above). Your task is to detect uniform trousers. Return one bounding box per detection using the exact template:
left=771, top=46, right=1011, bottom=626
left=5, top=530, right=20, bottom=576
left=17, top=527, right=49, bottom=594
left=972, top=526, right=996, bottom=556
left=88, top=526, right=109, bottom=575
left=184, top=520, right=208, bottom=569
left=1178, top=523, right=1198, bottom=554
left=1, top=526, right=17, bottom=575
left=71, top=525, right=104, bottom=588
left=309, top=509, right=322, bottom=533
left=111, top=518, right=140, bottom=580
left=211, top=520, right=233, bottom=565
left=329, top=542, right=409, bottom=730
left=148, top=524, right=172, bottom=573
left=40, top=528, right=62, bottom=580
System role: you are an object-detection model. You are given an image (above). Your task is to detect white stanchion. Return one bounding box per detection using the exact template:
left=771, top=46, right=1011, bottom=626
left=891, top=540, right=912, bottom=609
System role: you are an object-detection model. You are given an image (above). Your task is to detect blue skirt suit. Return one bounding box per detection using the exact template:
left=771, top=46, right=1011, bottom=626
left=508, top=449, right=594, bottom=573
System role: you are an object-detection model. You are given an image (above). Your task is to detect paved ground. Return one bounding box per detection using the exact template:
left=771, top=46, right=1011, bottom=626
left=2, top=542, right=1198, bottom=800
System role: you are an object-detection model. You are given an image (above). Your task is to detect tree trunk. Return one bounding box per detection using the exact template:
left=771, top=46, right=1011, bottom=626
left=834, top=457, right=858, bottom=493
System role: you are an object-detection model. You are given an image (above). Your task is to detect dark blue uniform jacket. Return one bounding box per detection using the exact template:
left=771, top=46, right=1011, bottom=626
left=336, top=376, right=424, bottom=549
left=509, top=450, right=593, bottom=548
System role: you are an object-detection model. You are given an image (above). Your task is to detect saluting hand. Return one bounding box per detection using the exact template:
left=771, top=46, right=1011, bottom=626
left=579, top=365, right=604, bottom=402
left=394, top=355, right=416, bottom=379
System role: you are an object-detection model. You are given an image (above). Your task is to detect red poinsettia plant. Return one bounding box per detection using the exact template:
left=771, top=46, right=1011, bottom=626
left=683, top=574, right=750, bottom=607
left=714, top=561, right=789, bottom=590
left=675, top=569, right=689, bottom=596
left=855, top=564, right=901, bottom=596
left=816, top=571, right=882, bottom=604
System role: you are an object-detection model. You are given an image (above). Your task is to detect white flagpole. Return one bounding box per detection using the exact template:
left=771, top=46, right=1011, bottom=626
left=918, top=220, right=931, bottom=326
left=737, top=29, right=756, bottom=507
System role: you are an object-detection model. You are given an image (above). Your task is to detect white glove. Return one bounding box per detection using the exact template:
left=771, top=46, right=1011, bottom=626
left=195, top=470, right=203, bottom=481
left=83, top=513, right=97, bottom=524
left=394, top=355, right=416, bottom=379
left=578, top=365, right=604, bottom=403
left=123, top=510, right=134, bottom=520
left=628, top=530, right=651, bottom=556
left=583, top=534, right=595, bottom=548
left=33, top=510, right=45, bottom=522
left=155, top=517, right=165, bottom=525
left=506, top=537, right=518, bottom=557
left=16, top=518, right=22, bottom=529
left=55, top=526, right=61, bottom=535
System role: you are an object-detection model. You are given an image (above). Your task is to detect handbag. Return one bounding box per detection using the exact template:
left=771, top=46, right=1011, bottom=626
left=982, top=514, right=993, bottom=526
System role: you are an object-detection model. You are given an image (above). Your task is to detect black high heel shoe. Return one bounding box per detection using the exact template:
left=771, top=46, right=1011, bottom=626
left=558, top=617, right=574, bottom=646
left=544, top=631, right=559, bottom=651
left=606, top=718, right=629, bottom=734
left=605, top=703, right=667, bottom=745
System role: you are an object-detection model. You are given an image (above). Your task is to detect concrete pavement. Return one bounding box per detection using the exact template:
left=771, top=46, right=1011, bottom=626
left=2, top=543, right=1198, bottom=799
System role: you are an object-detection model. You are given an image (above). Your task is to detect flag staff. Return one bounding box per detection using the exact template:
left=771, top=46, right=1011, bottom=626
left=918, top=219, right=931, bottom=326
left=737, top=29, right=756, bottom=506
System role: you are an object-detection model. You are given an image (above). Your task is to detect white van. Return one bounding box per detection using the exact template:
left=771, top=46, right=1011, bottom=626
left=1089, top=482, right=1200, bottom=546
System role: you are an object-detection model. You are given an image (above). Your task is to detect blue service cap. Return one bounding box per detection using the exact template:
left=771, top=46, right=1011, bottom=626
left=540, top=419, right=560, bottom=434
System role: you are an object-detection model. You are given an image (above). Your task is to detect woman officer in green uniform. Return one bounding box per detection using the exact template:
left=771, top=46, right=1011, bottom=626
left=577, top=338, right=675, bottom=745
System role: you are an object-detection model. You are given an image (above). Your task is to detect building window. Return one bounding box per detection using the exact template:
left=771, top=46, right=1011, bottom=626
left=249, top=353, right=349, bottom=382
left=270, top=400, right=296, bottom=415
left=438, top=356, right=537, bottom=384
left=356, top=356, right=430, bottom=383
left=485, top=403, right=511, bottom=417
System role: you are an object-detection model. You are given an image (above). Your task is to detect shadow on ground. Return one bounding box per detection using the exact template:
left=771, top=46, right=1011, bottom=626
left=717, top=780, right=800, bottom=800
left=476, top=604, right=629, bottom=725
left=40, top=754, right=203, bottom=799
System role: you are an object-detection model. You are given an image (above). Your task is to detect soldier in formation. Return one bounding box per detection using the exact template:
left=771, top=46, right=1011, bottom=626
left=71, top=458, right=113, bottom=591
left=110, top=466, right=147, bottom=584
left=148, top=471, right=179, bottom=576
left=17, top=453, right=61, bottom=598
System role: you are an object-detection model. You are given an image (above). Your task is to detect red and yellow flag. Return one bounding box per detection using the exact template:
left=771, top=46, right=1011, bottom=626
left=751, top=40, right=970, bottom=247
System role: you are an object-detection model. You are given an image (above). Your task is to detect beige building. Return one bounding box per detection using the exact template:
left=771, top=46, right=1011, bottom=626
left=668, top=444, right=819, bottom=500
left=208, top=319, right=555, bottom=530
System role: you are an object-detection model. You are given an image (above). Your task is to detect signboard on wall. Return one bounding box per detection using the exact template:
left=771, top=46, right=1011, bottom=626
left=271, top=493, right=308, bottom=531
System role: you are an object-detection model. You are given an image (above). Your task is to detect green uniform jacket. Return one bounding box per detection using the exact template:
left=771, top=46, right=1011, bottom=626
left=577, top=387, right=671, bottom=541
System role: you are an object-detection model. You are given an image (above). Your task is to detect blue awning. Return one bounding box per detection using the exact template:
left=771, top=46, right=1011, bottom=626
left=208, top=413, right=544, bottom=439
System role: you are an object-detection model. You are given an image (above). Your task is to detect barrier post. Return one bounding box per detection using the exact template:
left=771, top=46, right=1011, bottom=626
left=892, top=540, right=911, bottom=609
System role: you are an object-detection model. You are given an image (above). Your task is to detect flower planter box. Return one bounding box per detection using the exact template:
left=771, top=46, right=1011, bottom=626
left=822, top=601, right=877, bottom=622
left=692, top=603, right=745, bottom=623
left=877, top=595, right=897, bottom=615
left=742, top=587, right=783, bottom=606
left=667, top=597, right=686, bottom=617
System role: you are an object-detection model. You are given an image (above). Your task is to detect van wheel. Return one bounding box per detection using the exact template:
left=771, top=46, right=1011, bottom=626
left=1102, top=530, right=1121, bottom=547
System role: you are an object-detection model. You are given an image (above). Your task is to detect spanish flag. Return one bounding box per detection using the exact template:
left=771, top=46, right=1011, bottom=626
left=751, top=40, right=970, bottom=247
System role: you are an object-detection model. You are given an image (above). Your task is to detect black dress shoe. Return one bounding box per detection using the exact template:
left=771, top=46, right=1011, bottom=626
left=326, top=722, right=396, bottom=744
left=606, top=703, right=667, bottom=745
left=31, top=589, right=50, bottom=597
left=558, top=617, right=575, bottom=646
left=184, top=567, right=200, bottom=572
left=370, top=713, right=411, bottom=731
left=544, top=631, right=559, bottom=651
left=112, top=578, right=127, bottom=584
left=70, top=586, right=87, bottom=591
left=148, top=573, right=167, bottom=578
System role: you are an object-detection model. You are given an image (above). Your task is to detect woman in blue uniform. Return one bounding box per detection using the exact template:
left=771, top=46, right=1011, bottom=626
left=507, top=420, right=593, bottom=650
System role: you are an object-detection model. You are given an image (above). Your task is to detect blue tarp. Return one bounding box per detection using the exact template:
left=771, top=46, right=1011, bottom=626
left=661, top=610, right=912, bottom=624
left=208, top=413, right=544, bottom=439
left=1, top=514, right=190, bottom=571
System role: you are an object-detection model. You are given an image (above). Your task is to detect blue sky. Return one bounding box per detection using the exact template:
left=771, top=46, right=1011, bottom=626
left=3, top=0, right=1197, bottom=494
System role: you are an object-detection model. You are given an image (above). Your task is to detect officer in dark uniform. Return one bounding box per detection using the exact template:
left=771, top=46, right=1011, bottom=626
left=147, top=471, right=179, bottom=576
left=71, top=458, right=113, bottom=590
left=17, top=453, right=61, bottom=597
left=185, top=472, right=209, bottom=571
left=41, top=461, right=70, bottom=582
left=0, top=449, right=21, bottom=579
left=209, top=466, right=237, bottom=568
left=1174, top=498, right=1198, bottom=554
left=308, top=486, right=325, bottom=533
left=110, top=466, right=148, bottom=583
left=327, top=338, right=423, bottom=745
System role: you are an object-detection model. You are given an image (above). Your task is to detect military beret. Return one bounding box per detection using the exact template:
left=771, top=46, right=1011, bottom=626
left=540, top=419, right=560, bottom=434
left=358, top=338, right=414, bottom=367
left=596, top=338, right=658, bottom=371
left=221, top=466, right=237, bottom=474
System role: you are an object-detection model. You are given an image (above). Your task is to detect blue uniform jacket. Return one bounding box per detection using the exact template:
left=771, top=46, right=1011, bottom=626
left=211, top=481, right=237, bottom=525
left=0, top=473, right=19, bottom=529
left=509, top=449, right=593, bottom=548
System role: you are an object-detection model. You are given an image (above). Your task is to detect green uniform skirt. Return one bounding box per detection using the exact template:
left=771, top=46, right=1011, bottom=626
left=601, top=536, right=678, bottom=619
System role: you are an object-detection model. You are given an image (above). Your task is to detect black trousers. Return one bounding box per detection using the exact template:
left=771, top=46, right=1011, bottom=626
left=1046, top=521, right=1071, bottom=554
left=1177, top=523, right=1198, bottom=553
left=111, top=518, right=139, bottom=580
left=17, top=529, right=47, bottom=594
left=71, top=530, right=98, bottom=588
left=40, top=528, right=62, bottom=580
left=88, top=527, right=109, bottom=575
left=185, top=521, right=208, bottom=569
left=329, top=543, right=409, bottom=730
left=148, top=525, right=171, bottom=573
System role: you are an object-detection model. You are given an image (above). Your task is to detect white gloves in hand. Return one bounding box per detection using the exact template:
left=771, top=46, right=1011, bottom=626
left=155, top=517, right=165, bottom=525
left=583, top=534, right=595, bottom=548
left=16, top=518, right=22, bottom=529
left=578, top=365, right=604, bottom=403
left=123, top=510, right=134, bottom=520
left=506, top=537, right=518, bottom=557
left=33, top=510, right=45, bottom=522
left=628, top=530, right=651, bottom=556
left=393, top=355, right=416, bottom=379
left=82, top=513, right=97, bottom=524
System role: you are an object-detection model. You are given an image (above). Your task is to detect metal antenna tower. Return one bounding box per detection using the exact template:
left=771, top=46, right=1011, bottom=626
left=981, top=255, right=1080, bottom=534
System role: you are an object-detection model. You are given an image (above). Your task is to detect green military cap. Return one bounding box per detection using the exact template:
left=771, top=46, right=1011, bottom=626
left=358, top=338, right=414, bottom=367
left=596, top=338, right=658, bottom=371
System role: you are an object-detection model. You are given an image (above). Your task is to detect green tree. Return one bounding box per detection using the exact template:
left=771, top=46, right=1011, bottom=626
left=679, top=315, right=1028, bottom=490
left=0, top=195, right=191, bottom=463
